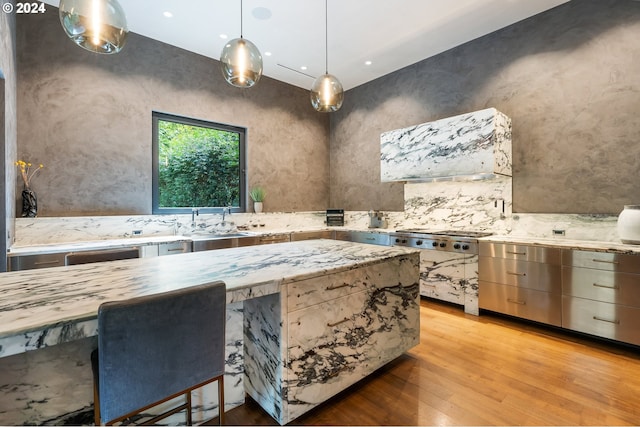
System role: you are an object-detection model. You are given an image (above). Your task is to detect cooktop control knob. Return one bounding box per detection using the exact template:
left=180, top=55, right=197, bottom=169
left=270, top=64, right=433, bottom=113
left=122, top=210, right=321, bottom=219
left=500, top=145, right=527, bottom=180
left=453, top=243, right=461, bottom=249
left=462, top=244, right=470, bottom=250
left=395, top=238, right=401, bottom=243
left=416, top=240, right=423, bottom=246
left=439, top=242, right=446, bottom=248
left=432, top=241, right=438, bottom=247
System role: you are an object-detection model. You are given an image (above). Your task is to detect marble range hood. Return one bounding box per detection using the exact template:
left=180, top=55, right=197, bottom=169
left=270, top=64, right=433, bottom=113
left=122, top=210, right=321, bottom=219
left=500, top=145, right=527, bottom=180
left=380, top=108, right=512, bottom=182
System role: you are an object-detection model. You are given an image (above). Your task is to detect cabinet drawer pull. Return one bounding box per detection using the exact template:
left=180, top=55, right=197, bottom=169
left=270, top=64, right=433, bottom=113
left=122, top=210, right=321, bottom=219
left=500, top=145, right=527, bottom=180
left=593, top=316, right=620, bottom=325
left=592, top=259, right=619, bottom=265
left=34, top=260, right=61, bottom=266
left=365, top=237, right=376, bottom=241
left=507, top=271, right=526, bottom=277
left=166, top=248, right=185, bottom=252
left=507, top=251, right=526, bottom=255
left=507, top=298, right=526, bottom=305
left=327, top=317, right=350, bottom=327
left=592, top=283, right=619, bottom=290
left=326, top=283, right=350, bottom=291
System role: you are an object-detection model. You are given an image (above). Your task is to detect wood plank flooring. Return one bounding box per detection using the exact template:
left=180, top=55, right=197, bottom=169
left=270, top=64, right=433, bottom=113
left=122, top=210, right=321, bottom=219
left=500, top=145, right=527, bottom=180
left=220, top=298, right=640, bottom=425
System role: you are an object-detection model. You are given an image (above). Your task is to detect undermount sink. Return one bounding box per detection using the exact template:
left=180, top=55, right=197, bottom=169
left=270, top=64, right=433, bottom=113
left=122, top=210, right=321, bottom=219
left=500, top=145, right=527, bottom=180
left=188, top=231, right=259, bottom=252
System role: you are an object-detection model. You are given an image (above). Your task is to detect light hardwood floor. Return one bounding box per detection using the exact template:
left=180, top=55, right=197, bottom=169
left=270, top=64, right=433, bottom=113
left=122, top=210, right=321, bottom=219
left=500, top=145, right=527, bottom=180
left=220, top=298, right=640, bottom=426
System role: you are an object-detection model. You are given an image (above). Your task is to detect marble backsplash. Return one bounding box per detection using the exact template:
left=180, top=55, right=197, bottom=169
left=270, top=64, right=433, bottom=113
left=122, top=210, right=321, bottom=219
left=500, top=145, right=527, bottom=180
left=12, top=185, right=623, bottom=247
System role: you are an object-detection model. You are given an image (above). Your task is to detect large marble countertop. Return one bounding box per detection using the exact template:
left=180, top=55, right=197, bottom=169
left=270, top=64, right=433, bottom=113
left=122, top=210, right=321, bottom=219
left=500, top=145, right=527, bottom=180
left=6, top=235, right=193, bottom=255
left=0, top=239, right=418, bottom=358
left=6, top=227, right=396, bottom=256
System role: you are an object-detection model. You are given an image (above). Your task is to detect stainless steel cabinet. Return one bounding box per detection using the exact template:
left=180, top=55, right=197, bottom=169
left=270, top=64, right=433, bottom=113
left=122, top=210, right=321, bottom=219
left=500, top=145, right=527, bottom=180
left=333, top=230, right=391, bottom=246
left=139, top=242, right=192, bottom=257
left=562, top=249, right=640, bottom=346
left=290, top=230, right=334, bottom=241
left=479, top=242, right=562, bottom=326
left=8, top=252, right=66, bottom=271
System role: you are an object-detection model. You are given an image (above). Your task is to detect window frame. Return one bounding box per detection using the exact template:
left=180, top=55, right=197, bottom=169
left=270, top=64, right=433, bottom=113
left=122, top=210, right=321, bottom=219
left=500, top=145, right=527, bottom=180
left=152, top=111, right=247, bottom=215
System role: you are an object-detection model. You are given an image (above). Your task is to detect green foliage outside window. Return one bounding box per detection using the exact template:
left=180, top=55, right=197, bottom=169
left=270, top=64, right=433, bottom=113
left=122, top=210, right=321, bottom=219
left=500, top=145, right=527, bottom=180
left=156, top=117, right=243, bottom=210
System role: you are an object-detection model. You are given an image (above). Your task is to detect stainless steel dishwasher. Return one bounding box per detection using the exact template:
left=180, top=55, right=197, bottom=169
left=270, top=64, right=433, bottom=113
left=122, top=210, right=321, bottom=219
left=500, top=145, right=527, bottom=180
left=65, top=247, right=142, bottom=265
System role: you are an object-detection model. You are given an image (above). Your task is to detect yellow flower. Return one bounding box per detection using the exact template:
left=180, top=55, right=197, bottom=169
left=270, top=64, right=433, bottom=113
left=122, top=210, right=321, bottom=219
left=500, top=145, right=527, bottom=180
left=16, top=160, right=44, bottom=188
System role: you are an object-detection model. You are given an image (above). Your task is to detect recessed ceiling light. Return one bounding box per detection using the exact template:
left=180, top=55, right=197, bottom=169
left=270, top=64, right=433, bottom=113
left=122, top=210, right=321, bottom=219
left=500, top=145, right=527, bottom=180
left=252, top=7, right=272, bottom=20
left=163, top=11, right=173, bottom=18
left=219, top=34, right=228, bottom=39
left=264, top=51, right=272, bottom=57
left=365, top=60, right=372, bottom=66
left=301, top=66, right=307, bottom=71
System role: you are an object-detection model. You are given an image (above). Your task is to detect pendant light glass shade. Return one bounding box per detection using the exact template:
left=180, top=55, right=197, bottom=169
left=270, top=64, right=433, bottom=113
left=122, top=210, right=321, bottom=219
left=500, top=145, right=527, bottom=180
left=310, top=73, right=344, bottom=112
left=59, top=0, right=128, bottom=54
left=311, top=0, right=343, bottom=112
left=220, top=37, right=263, bottom=88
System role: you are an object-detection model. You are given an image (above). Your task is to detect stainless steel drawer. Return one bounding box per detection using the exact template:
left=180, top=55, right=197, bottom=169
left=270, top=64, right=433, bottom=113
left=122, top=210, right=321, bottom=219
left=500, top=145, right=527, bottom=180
left=562, top=250, right=640, bottom=274
left=158, top=241, right=191, bottom=255
left=562, top=296, right=640, bottom=346
left=8, top=252, right=66, bottom=271
left=479, top=281, right=562, bottom=326
left=290, top=230, right=334, bottom=241
left=562, top=267, right=640, bottom=307
left=259, top=234, right=290, bottom=244
left=334, top=231, right=391, bottom=246
left=479, top=257, right=561, bottom=293
left=479, top=242, right=561, bottom=264
left=66, top=247, right=141, bottom=265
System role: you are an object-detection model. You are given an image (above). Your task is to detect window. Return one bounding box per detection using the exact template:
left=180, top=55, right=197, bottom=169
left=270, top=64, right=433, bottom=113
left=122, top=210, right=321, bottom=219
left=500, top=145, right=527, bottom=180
left=152, top=112, right=246, bottom=214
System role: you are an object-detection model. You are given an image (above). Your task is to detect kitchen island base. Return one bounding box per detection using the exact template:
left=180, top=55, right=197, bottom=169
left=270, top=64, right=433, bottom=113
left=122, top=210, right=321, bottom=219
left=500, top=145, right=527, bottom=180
left=244, top=257, right=420, bottom=425
left=0, top=241, right=419, bottom=426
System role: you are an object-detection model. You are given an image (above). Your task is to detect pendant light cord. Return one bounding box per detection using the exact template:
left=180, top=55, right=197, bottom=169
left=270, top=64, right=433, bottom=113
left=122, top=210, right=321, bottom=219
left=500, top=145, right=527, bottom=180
left=240, top=0, right=244, bottom=38
left=325, top=0, right=328, bottom=74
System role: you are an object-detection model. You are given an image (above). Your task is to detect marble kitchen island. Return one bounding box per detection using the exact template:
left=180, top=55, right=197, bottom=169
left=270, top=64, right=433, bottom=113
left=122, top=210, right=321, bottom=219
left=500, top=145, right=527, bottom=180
left=0, top=240, right=420, bottom=425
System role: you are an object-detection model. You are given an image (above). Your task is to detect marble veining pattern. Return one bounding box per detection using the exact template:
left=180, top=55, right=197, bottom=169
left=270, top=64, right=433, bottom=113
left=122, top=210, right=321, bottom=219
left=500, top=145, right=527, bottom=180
left=0, top=240, right=417, bottom=358
left=12, top=212, right=328, bottom=247
left=400, top=177, right=513, bottom=233
left=241, top=255, right=420, bottom=425
left=0, top=241, right=418, bottom=425
left=380, top=108, right=512, bottom=182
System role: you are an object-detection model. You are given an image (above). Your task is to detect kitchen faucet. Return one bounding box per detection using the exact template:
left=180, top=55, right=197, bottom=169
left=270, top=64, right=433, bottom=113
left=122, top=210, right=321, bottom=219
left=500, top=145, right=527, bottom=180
left=191, top=208, right=199, bottom=226
left=222, top=206, right=231, bottom=222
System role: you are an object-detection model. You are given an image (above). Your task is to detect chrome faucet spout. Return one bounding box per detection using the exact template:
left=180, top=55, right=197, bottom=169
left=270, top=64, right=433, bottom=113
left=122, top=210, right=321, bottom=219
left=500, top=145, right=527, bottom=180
left=191, top=208, right=199, bottom=226
left=222, top=206, right=231, bottom=222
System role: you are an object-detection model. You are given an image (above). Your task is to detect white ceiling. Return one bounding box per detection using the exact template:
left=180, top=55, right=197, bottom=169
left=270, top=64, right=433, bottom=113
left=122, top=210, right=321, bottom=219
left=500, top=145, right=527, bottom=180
left=43, top=0, right=570, bottom=90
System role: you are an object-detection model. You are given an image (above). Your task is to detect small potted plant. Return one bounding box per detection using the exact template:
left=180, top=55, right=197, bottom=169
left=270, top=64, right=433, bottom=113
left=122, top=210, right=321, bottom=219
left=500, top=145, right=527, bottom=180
left=249, top=187, right=266, bottom=213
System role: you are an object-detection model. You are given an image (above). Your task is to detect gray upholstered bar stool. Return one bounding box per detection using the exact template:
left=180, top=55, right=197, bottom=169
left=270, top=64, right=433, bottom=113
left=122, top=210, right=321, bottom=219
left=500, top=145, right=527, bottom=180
left=92, top=281, right=226, bottom=426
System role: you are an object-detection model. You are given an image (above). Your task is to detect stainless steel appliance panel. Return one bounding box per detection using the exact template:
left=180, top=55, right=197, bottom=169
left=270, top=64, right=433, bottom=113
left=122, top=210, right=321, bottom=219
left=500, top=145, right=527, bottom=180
left=290, top=230, right=334, bottom=241
left=479, top=257, right=562, bottom=293
left=259, top=234, right=291, bottom=244
left=334, top=231, right=391, bottom=246
left=479, top=242, right=561, bottom=264
left=562, top=267, right=640, bottom=307
left=8, top=252, right=66, bottom=271
left=479, top=281, right=562, bottom=326
left=65, top=247, right=141, bottom=265
left=562, top=250, right=640, bottom=274
left=562, top=296, right=640, bottom=346
left=158, top=241, right=191, bottom=255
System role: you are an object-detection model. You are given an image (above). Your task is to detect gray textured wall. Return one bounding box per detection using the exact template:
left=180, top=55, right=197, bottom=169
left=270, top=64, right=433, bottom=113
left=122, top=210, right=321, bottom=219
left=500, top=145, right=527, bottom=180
left=330, top=0, right=640, bottom=214
left=1, top=0, right=17, bottom=264
left=16, top=8, right=329, bottom=216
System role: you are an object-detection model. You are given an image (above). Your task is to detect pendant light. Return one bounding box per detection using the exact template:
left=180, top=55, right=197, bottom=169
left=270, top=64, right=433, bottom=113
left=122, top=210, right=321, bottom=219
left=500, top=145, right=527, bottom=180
left=58, top=0, right=128, bottom=54
left=220, top=0, right=263, bottom=88
left=310, top=0, right=344, bottom=112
